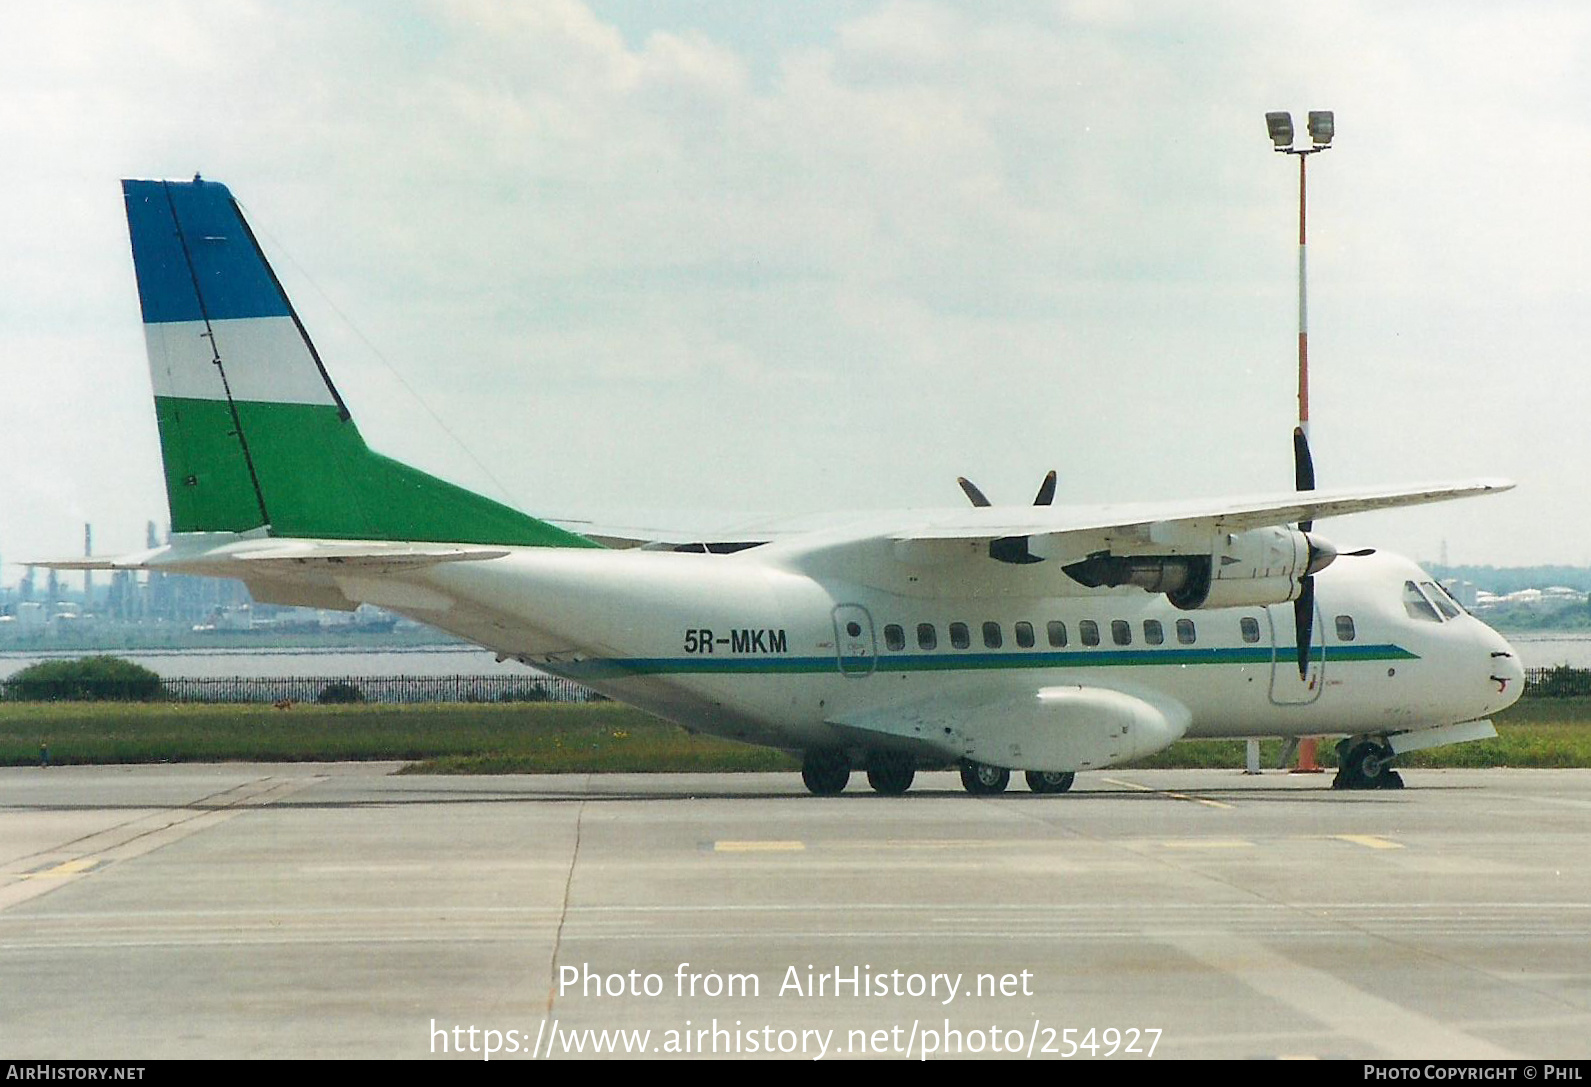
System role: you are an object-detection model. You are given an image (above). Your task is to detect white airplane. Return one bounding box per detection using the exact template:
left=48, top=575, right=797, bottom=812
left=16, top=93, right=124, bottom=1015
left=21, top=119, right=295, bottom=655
left=52, top=176, right=1525, bottom=795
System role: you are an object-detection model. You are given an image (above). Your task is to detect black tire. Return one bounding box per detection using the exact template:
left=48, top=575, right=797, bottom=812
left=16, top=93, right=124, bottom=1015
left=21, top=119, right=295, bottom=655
left=1334, top=741, right=1396, bottom=790
left=866, top=754, right=916, bottom=796
left=1025, top=770, right=1075, bottom=794
left=801, top=750, right=851, bottom=796
left=960, top=760, right=1010, bottom=795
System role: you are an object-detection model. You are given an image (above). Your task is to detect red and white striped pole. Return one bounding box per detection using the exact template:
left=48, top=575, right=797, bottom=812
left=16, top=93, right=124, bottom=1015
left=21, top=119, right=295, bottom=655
left=1294, top=147, right=1322, bottom=774
left=1267, top=110, right=1333, bottom=774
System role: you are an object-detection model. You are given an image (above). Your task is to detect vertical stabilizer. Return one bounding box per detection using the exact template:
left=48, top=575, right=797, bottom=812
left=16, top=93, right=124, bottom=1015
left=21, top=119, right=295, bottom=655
left=123, top=178, right=595, bottom=549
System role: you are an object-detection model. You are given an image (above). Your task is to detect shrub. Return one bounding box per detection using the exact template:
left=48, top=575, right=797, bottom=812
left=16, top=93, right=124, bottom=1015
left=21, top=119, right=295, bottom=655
left=497, top=684, right=551, bottom=703
left=5, top=656, right=163, bottom=702
left=316, top=682, right=366, bottom=704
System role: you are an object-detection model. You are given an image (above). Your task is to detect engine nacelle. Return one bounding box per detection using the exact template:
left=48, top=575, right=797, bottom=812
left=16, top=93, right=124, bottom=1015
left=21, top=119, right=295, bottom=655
left=1062, top=527, right=1335, bottom=611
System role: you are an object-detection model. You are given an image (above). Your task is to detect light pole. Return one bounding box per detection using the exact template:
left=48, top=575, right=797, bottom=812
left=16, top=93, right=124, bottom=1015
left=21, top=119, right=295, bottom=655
left=1267, top=109, right=1333, bottom=775
left=1266, top=110, right=1333, bottom=444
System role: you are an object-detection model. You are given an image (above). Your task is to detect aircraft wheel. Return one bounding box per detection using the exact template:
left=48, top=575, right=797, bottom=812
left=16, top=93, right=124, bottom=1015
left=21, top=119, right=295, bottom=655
left=1025, top=770, right=1075, bottom=794
left=866, top=754, right=916, bottom=796
left=1332, top=741, right=1397, bottom=790
left=801, top=750, right=851, bottom=796
left=960, top=760, right=1010, bottom=795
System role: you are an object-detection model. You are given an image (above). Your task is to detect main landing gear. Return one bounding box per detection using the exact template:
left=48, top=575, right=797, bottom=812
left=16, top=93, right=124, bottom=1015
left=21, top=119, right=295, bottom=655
left=801, top=749, right=851, bottom=795
left=1025, top=770, right=1075, bottom=794
left=799, top=752, right=1075, bottom=797
left=958, top=762, right=1075, bottom=794
left=865, top=752, right=916, bottom=796
left=1332, top=738, right=1404, bottom=790
left=801, top=749, right=918, bottom=795
left=959, top=760, right=1010, bottom=795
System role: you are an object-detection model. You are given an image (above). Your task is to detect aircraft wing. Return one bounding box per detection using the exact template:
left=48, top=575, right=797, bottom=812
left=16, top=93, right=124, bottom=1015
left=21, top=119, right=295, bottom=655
left=886, top=479, right=1513, bottom=554
left=744, top=478, right=1514, bottom=588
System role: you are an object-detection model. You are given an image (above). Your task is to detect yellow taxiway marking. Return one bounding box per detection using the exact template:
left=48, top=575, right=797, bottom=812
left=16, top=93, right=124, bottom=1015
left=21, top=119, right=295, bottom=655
left=1102, top=778, right=1234, bottom=809
left=1329, top=834, right=1404, bottom=850
left=20, top=858, right=102, bottom=880
left=1156, top=840, right=1256, bottom=850
left=713, top=840, right=806, bottom=853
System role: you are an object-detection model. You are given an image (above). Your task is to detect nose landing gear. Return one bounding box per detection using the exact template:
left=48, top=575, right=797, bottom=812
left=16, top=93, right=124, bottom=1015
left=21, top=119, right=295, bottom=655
left=1332, top=739, right=1404, bottom=790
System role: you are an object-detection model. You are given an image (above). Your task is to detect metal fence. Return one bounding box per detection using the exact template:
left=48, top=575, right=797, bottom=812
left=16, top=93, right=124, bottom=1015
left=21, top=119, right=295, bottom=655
left=1, top=673, right=601, bottom=705
left=1522, top=667, right=1591, bottom=698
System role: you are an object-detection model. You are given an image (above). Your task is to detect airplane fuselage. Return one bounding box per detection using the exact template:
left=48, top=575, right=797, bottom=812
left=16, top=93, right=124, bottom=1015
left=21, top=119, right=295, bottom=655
left=379, top=545, right=1524, bottom=770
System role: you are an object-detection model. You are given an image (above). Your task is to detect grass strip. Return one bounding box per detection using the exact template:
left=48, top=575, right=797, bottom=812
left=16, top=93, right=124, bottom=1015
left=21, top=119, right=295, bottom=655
left=2, top=698, right=1590, bottom=772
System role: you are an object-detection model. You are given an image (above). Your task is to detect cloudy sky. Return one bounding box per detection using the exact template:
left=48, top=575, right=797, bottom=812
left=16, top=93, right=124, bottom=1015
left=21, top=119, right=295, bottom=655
left=3, top=1, right=1589, bottom=584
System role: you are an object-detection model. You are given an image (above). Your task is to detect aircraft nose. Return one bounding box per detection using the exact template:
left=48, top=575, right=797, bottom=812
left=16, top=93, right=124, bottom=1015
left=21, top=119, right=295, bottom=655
left=1481, top=626, right=1526, bottom=711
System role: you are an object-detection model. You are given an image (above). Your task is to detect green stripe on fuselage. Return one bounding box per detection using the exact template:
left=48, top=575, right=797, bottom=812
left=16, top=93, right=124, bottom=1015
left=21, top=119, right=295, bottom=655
left=554, top=643, right=1418, bottom=681
left=154, top=396, right=596, bottom=547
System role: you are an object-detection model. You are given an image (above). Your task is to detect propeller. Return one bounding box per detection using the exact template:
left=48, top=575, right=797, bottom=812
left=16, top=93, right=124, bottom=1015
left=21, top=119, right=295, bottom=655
left=956, top=477, right=992, bottom=508
left=1033, top=469, right=1057, bottom=506
left=957, top=470, right=1059, bottom=564
left=1293, top=427, right=1317, bottom=678
left=1292, top=429, right=1376, bottom=677
left=957, top=470, right=1057, bottom=509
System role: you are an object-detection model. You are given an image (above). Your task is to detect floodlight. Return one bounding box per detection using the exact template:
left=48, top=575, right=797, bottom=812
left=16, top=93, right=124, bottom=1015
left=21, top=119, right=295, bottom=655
left=1266, top=111, right=1294, bottom=149
left=1307, top=111, right=1334, bottom=146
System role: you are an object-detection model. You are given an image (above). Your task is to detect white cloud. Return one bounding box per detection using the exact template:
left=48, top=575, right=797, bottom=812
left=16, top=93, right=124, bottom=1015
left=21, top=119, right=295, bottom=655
left=2, top=0, right=1588, bottom=574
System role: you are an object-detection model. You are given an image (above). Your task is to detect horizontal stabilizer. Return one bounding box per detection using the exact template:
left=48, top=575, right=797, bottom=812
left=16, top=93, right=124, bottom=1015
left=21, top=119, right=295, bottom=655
left=31, top=539, right=508, bottom=575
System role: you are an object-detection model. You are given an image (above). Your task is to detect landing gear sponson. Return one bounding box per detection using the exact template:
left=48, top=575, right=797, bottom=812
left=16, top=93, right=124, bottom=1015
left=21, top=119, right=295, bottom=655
left=1332, top=737, right=1405, bottom=790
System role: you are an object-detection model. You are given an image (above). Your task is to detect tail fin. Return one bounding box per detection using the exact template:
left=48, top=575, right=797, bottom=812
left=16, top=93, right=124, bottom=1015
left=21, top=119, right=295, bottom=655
left=122, top=177, right=594, bottom=549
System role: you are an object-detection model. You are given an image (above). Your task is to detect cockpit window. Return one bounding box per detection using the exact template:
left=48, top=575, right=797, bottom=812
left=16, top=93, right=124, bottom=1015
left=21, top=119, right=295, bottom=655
left=1422, top=581, right=1463, bottom=619
left=1403, top=580, right=1443, bottom=623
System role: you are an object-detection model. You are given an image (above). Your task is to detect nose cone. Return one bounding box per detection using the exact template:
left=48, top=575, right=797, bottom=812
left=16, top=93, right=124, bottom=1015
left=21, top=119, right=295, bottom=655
left=1479, top=623, right=1526, bottom=715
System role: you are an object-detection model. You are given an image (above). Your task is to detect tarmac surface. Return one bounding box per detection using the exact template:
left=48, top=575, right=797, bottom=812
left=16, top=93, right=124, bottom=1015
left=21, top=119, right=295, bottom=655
left=2, top=764, right=1589, bottom=1060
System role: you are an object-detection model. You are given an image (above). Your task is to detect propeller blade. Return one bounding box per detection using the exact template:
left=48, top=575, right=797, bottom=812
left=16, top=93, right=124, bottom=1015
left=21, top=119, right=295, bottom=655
left=1293, top=426, right=1315, bottom=532
left=1294, top=576, right=1315, bottom=679
left=957, top=477, right=992, bottom=508
left=1343, top=547, right=1377, bottom=557
left=1293, top=426, right=1315, bottom=492
left=1032, top=470, right=1057, bottom=506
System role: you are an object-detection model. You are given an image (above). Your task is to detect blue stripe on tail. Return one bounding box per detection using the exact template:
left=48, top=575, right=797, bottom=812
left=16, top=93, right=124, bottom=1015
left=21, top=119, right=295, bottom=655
left=123, top=178, right=292, bottom=325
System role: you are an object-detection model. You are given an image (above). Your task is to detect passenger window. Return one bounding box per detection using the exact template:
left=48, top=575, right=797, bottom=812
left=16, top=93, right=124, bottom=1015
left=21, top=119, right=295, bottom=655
left=1015, top=621, right=1035, bottom=648
left=884, top=624, right=905, bottom=652
left=950, top=622, right=970, bottom=649
left=1111, top=619, right=1131, bottom=646
left=1240, top=617, right=1261, bottom=643
left=1421, top=581, right=1461, bottom=619
left=1080, top=620, right=1100, bottom=647
left=1335, top=615, right=1356, bottom=642
left=982, top=621, right=1003, bottom=649
left=917, top=622, right=937, bottom=650
left=1143, top=619, right=1164, bottom=645
left=1047, top=620, right=1067, bottom=647
left=1176, top=618, right=1196, bottom=645
left=1403, top=581, right=1442, bottom=623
